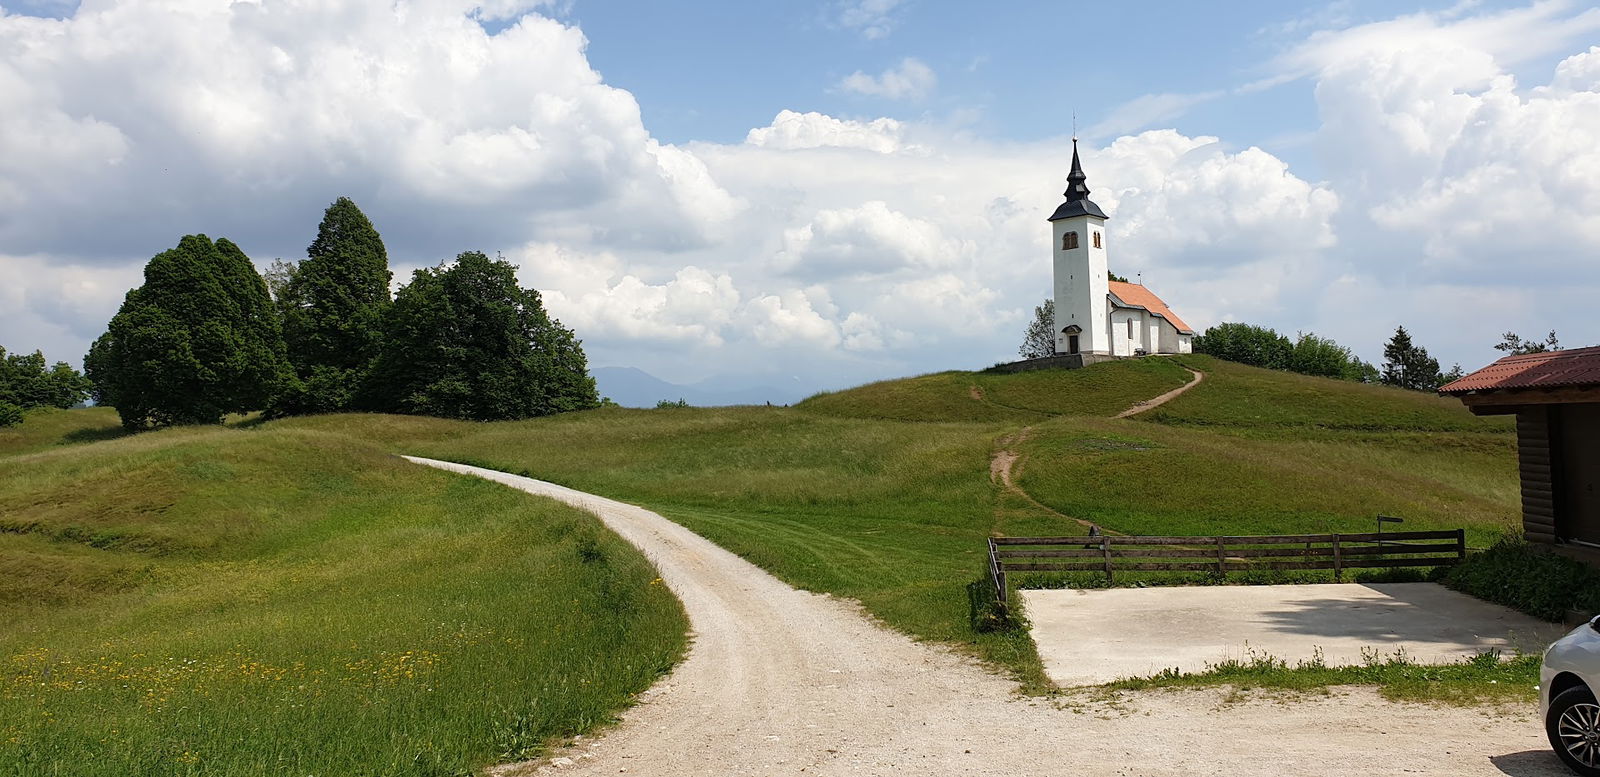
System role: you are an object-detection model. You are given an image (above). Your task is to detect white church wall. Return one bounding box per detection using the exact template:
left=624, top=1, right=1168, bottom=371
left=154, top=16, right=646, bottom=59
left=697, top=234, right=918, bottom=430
left=1178, top=334, right=1193, bottom=354
left=1109, top=308, right=1143, bottom=357
left=1156, top=318, right=1175, bottom=353
left=1146, top=317, right=1162, bottom=355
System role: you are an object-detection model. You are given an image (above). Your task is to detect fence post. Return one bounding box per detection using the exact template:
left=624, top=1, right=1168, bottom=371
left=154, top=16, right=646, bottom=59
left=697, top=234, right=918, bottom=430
left=1101, top=535, right=1114, bottom=584
left=1215, top=535, right=1226, bottom=576
left=988, top=538, right=1006, bottom=607
left=1456, top=528, right=1466, bottom=562
left=1332, top=533, right=1343, bottom=582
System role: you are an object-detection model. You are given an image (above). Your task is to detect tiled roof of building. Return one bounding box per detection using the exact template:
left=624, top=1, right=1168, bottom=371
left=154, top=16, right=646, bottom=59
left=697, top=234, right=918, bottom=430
left=1439, top=345, right=1600, bottom=394
left=1107, top=281, right=1194, bottom=334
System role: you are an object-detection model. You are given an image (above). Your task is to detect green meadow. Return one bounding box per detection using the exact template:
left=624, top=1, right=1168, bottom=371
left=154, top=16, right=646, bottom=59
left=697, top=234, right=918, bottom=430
left=0, top=355, right=1525, bottom=773
left=0, top=427, right=685, bottom=777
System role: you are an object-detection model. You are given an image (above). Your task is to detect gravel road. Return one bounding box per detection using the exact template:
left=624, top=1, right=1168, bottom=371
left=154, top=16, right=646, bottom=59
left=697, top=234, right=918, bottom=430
left=405, top=456, right=1565, bottom=777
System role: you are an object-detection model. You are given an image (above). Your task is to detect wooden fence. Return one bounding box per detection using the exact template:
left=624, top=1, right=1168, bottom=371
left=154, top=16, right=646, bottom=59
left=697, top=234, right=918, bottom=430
left=986, top=529, right=1466, bottom=606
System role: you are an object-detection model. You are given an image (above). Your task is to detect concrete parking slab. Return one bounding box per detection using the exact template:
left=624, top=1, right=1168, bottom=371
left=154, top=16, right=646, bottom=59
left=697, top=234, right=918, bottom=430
left=1020, top=582, right=1569, bottom=687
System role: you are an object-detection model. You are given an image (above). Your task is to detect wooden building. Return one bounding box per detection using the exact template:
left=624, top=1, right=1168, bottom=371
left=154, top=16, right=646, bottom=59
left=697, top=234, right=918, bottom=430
left=1441, top=346, right=1600, bottom=559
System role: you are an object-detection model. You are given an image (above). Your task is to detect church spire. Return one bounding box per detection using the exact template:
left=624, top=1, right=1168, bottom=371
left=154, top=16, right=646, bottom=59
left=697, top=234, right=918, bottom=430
left=1048, top=138, right=1108, bottom=221
left=1064, top=138, right=1092, bottom=202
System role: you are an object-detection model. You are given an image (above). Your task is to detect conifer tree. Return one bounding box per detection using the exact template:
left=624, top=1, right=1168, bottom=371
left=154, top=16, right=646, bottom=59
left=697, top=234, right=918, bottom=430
left=363, top=251, right=598, bottom=420
left=86, top=235, right=289, bottom=430
left=275, top=197, right=392, bottom=414
left=1379, top=325, right=1444, bottom=392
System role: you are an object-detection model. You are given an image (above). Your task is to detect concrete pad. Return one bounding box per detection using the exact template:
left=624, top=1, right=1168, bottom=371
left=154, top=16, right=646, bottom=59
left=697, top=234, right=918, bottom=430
left=1020, top=582, right=1568, bottom=687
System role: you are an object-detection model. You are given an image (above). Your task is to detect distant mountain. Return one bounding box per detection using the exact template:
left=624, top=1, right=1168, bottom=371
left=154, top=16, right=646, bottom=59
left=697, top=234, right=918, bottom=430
left=592, top=366, right=810, bottom=408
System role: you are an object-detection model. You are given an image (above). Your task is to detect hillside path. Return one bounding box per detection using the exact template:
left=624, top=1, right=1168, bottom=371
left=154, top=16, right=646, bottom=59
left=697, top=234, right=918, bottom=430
left=404, top=456, right=1561, bottom=777
left=1115, top=365, right=1205, bottom=418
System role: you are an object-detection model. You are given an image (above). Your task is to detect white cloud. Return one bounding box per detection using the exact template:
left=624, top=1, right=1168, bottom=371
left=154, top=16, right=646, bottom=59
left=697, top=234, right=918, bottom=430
left=835, top=0, right=904, bottom=40
left=773, top=201, right=967, bottom=279
left=744, top=110, right=908, bottom=153
left=8, top=0, right=1598, bottom=394
left=838, top=57, right=935, bottom=100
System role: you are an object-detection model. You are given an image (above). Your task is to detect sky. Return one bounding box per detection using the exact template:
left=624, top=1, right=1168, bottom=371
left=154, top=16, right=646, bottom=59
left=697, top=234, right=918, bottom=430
left=2, top=0, right=1599, bottom=396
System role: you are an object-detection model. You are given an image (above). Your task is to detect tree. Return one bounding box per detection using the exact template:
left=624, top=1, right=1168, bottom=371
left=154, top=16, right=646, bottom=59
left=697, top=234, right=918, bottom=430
left=1193, top=322, right=1293, bottom=370
left=0, top=346, right=92, bottom=412
left=1379, top=326, right=1445, bottom=391
left=1019, top=299, right=1056, bottom=359
left=85, top=235, right=290, bottom=430
left=1495, top=330, right=1562, bottom=355
left=274, top=197, right=392, bottom=415
left=363, top=251, right=599, bottom=421
left=1287, top=332, right=1356, bottom=379
left=1109, top=271, right=1129, bottom=283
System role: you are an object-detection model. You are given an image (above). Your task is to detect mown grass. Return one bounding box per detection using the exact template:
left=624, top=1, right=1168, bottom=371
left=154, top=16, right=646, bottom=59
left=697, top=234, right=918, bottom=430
left=0, top=406, right=128, bottom=458
left=0, top=427, right=686, bottom=777
left=277, top=407, right=1061, bottom=691
left=797, top=358, right=1191, bottom=422
left=8, top=355, right=1528, bottom=717
left=1106, top=647, right=1540, bottom=705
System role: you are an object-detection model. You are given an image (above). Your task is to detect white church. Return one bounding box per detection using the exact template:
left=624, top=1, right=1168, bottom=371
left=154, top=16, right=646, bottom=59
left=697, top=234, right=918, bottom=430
left=1049, top=141, right=1193, bottom=358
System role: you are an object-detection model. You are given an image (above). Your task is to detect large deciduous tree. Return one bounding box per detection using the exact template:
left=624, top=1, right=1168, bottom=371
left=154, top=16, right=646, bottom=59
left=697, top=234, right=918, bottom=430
left=274, top=197, right=392, bottom=415
left=1019, top=299, right=1056, bottom=359
left=1379, top=326, right=1445, bottom=392
left=85, top=235, right=290, bottom=430
left=363, top=251, right=599, bottom=420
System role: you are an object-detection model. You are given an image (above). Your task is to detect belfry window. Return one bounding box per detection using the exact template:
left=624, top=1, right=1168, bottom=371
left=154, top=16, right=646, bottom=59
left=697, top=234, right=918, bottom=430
left=1093, top=231, right=1102, bottom=249
left=1063, top=231, right=1079, bottom=250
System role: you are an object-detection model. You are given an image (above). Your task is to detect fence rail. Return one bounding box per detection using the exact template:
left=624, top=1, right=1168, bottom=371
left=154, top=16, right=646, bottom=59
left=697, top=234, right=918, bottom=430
left=987, top=529, right=1466, bottom=607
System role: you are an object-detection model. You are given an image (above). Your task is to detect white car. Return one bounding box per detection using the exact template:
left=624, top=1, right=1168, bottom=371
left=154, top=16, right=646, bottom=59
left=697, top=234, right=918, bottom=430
left=1544, top=616, right=1600, bottom=775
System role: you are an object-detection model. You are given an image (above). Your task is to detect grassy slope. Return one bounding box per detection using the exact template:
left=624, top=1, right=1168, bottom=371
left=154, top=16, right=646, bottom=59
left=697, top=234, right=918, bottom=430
left=1015, top=355, right=1519, bottom=546
left=1, top=426, right=685, bottom=777
left=10, top=357, right=1524, bottom=707
left=0, top=407, right=129, bottom=457
left=798, top=358, right=1193, bottom=421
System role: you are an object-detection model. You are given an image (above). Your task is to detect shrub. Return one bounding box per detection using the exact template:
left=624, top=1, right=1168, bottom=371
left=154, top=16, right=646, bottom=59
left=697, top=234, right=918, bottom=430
left=0, top=401, right=22, bottom=428
left=655, top=398, right=690, bottom=409
left=1439, top=536, right=1600, bottom=621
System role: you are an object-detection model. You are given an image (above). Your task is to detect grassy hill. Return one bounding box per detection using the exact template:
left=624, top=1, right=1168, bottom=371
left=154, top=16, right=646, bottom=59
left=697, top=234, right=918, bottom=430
left=1, top=426, right=684, bottom=776
left=0, top=355, right=1526, bottom=772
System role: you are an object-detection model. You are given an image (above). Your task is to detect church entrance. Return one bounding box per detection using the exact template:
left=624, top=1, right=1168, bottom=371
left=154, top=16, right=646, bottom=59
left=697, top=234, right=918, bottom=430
left=1068, top=335, right=1080, bottom=354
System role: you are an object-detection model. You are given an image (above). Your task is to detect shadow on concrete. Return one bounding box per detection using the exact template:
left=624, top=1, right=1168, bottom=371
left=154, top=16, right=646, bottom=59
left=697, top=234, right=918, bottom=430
left=1490, top=749, right=1568, bottom=776
left=1249, top=583, right=1556, bottom=652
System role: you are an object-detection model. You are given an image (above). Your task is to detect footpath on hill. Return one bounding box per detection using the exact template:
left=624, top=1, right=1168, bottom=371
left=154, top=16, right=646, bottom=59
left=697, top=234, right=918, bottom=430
left=406, top=456, right=1562, bottom=777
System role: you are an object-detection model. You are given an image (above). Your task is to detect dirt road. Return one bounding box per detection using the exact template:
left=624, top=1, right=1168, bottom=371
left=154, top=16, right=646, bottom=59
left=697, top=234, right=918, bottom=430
left=405, top=456, right=1563, bottom=777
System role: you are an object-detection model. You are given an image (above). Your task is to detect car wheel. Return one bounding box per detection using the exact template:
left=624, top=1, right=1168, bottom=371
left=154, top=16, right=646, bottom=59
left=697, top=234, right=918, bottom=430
left=1549, top=686, right=1600, bottom=776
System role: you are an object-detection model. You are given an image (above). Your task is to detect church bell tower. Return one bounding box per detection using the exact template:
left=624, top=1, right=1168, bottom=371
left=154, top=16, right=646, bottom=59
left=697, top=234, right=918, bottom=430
left=1049, top=139, right=1110, bottom=356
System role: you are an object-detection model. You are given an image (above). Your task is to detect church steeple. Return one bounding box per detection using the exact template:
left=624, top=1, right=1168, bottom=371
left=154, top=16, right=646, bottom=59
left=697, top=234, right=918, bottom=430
left=1048, top=138, right=1108, bottom=221
left=1064, top=139, right=1092, bottom=202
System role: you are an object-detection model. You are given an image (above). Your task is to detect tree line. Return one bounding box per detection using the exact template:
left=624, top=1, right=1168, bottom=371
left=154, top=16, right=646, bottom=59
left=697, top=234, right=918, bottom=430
left=1015, top=294, right=1568, bottom=393
left=0, top=347, right=94, bottom=427
left=84, top=197, right=598, bottom=431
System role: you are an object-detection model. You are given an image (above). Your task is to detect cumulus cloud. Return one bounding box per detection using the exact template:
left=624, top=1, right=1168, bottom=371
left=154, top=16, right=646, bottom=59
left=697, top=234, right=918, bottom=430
left=773, top=201, right=967, bottom=279
left=838, top=57, right=936, bottom=100
left=744, top=110, right=908, bottom=153
left=0, top=0, right=737, bottom=260
left=8, top=0, right=1597, bottom=394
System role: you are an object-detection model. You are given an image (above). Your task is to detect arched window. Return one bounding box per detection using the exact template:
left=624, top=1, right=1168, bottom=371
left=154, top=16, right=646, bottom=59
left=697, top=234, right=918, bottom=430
left=1093, top=231, right=1103, bottom=249
left=1063, top=231, right=1079, bottom=250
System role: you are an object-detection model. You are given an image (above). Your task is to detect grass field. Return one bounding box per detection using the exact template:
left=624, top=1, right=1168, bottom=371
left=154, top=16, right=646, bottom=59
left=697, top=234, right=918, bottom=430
left=1, top=354, right=1529, bottom=773
left=0, top=427, right=685, bottom=776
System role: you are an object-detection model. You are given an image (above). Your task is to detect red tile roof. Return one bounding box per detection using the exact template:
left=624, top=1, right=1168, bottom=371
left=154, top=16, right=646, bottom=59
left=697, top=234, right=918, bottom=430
left=1439, top=345, right=1600, bottom=394
left=1107, top=281, right=1194, bottom=334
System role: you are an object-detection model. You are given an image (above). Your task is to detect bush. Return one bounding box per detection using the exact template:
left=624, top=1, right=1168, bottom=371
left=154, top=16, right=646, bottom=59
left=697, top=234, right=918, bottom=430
left=0, top=401, right=22, bottom=428
left=1195, top=322, right=1377, bottom=384
left=1439, top=536, right=1600, bottom=621
left=655, top=398, right=690, bottom=409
